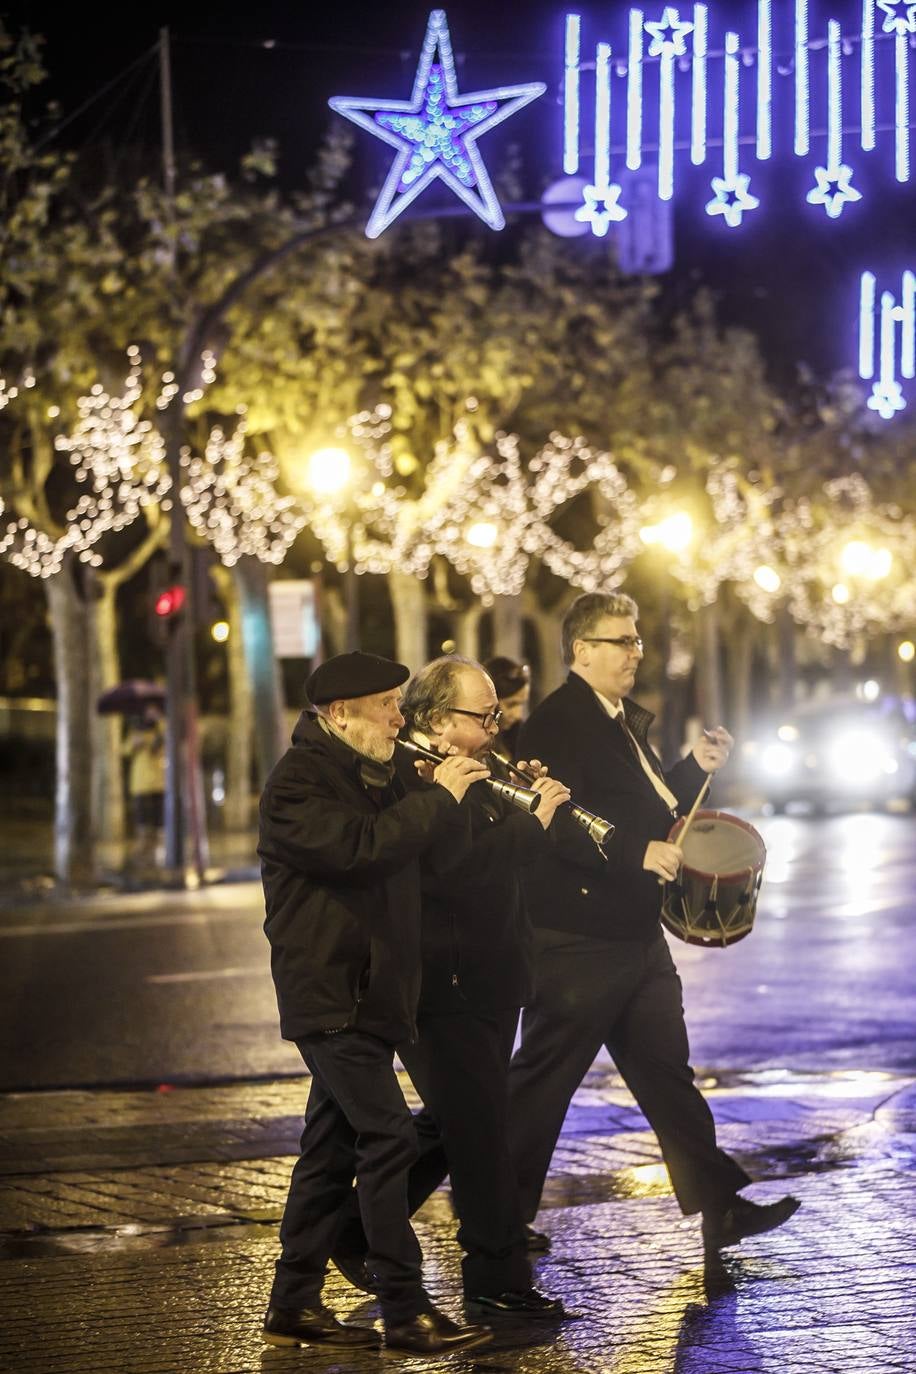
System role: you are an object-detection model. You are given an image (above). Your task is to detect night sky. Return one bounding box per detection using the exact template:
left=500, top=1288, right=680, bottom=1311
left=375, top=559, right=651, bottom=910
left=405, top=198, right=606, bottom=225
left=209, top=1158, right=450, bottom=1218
left=9, top=0, right=915, bottom=382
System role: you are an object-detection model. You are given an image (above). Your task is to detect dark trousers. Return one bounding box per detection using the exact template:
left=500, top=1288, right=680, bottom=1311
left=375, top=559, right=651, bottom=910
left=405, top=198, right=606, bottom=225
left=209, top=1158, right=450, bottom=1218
left=270, top=1028, right=428, bottom=1325
left=335, top=1008, right=531, bottom=1297
left=507, top=930, right=750, bottom=1220
left=399, top=1008, right=531, bottom=1297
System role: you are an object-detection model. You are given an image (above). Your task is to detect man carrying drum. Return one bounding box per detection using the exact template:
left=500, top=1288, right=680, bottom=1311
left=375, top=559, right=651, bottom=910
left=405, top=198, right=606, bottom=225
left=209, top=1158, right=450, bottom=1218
left=507, top=592, right=801, bottom=1253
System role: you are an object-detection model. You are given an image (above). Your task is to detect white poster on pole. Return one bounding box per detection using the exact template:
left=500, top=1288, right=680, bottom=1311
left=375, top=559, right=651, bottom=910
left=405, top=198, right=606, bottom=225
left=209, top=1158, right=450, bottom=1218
left=268, top=580, right=319, bottom=658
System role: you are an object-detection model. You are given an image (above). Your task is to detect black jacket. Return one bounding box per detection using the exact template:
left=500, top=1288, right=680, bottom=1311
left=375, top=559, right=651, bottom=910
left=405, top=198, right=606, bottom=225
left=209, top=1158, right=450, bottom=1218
left=517, top=673, right=708, bottom=942
left=258, top=714, right=462, bottom=1044
left=395, top=750, right=546, bottom=1017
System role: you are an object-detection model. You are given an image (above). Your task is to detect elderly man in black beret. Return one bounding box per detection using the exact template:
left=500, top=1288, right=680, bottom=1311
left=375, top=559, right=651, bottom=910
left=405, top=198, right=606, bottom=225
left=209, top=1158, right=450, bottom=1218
left=259, top=651, right=493, bottom=1355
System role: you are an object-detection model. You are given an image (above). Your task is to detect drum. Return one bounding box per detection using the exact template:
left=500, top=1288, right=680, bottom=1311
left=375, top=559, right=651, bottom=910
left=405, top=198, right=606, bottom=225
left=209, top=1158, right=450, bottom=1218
left=660, top=810, right=766, bottom=948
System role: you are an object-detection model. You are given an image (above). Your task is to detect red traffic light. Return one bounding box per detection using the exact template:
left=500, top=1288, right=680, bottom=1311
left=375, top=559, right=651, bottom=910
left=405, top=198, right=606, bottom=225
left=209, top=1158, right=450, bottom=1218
left=154, top=585, right=186, bottom=618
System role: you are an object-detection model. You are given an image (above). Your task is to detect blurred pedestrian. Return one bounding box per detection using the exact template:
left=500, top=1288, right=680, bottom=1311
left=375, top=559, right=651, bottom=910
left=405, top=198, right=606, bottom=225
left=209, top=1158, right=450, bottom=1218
left=258, top=650, right=493, bottom=1355
left=124, top=710, right=165, bottom=872
left=483, top=656, right=530, bottom=759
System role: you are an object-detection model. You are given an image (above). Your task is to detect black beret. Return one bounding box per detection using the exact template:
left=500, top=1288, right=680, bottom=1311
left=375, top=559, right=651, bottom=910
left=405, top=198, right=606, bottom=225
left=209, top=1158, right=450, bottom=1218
left=305, top=651, right=410, bottom=706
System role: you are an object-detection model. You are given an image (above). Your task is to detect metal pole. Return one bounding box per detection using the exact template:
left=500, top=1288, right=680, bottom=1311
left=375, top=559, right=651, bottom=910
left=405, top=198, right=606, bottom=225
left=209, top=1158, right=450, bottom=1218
left=159, top=29, right=176, bottom=207
left=345, top=525, right=359, bottom=652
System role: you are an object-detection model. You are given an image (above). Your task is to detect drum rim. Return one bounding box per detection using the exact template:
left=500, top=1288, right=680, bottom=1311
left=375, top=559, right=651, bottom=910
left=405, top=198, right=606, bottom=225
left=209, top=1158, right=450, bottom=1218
left=667, top=808, right=767, bottom=885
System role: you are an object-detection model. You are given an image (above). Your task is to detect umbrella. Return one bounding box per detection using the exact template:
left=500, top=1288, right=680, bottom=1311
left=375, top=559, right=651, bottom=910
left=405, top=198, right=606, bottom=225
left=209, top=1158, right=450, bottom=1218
left=97, top=680, right=166, bottom=716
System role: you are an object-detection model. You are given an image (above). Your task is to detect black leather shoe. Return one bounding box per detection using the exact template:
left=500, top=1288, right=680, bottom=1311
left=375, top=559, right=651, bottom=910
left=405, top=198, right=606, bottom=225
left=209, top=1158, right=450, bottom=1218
left=702, top=1194, right=801, bottom=1249
left=262, top=1303, right=380, bottom=1348
left=525, top=1224, right=551, bottom=1252
left=467, top=1288, right=570, bottom=1319
left=330, top=1246, right=376, bottom=1293
left=384, top=1309, right=493, bottom=1353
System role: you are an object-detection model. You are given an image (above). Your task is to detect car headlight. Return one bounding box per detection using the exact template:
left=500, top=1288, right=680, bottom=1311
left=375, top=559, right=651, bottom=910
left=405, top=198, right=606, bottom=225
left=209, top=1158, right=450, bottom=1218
left=760, top=742, right=796, bottom=777
left=828, top=729, right=891, bottom=783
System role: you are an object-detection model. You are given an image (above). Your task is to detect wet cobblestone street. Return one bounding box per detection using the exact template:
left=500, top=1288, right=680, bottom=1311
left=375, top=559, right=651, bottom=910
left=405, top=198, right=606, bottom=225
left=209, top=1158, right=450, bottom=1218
left=1, top=813, right=914, bottom=1372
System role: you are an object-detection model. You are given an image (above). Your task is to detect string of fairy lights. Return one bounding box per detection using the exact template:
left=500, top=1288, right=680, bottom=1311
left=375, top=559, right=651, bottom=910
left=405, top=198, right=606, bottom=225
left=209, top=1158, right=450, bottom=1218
left=1, top=366, right=915, bottom=648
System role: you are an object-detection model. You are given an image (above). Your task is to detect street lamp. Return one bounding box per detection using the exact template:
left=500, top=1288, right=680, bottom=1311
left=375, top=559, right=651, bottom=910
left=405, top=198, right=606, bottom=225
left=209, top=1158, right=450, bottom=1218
left=639, top=511, right=694, bottom=554
left=305, top=447, right=359, bottom=652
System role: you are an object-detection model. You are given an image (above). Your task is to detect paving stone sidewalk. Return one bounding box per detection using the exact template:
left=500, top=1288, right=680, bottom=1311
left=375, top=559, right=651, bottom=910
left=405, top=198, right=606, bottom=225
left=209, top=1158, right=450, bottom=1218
left=1, top=1067, right=914, bottom=1373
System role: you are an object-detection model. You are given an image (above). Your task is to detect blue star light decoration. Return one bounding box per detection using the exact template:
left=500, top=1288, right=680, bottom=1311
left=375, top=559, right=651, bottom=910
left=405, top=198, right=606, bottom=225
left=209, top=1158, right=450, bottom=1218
left=644, top=7, right=695, bottom=57
left=868, top=380, right=907, bottom=418
left=575, top=183, right=628, bottom=237
left=328, top=10, right=545, bottom=239
left=705, top=174, right=760, bottom=228
left=876, top=0, right=916, bottom=35
left=807, top=163, right=863, bottom=218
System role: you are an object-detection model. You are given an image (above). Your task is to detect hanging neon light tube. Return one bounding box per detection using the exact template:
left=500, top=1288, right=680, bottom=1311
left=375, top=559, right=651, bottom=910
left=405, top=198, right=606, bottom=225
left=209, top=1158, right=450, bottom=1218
left=658, top=38, right=676, bottom=199
left=724, top=30, right=739, bottom=183
left=861, top=0, right=875, bottom=151
left=827, top=19, right=841, bottom=169
left=564, top=14, right=581, bottom=175
left=795, top=0, right=810, bottom=156
left=627, top=9, right=644, bottom=170
left=879, top=291, right=898, bottom=397
left=896, top=31, right=910, bottom=182
left=691, top=4, right=708, bottom=165
left=902, top=271, right=916, bottom=380
left=595, top=42, right=611, bottom=188
left=757, top=0, right=772, bottom=160
left=859, top=272, right=876, bottom=380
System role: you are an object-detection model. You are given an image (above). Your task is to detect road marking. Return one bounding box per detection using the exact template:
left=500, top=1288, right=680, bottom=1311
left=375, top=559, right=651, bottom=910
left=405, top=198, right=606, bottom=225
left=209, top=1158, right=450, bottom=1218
left=146, top=966, right=263, bottom=984
left=0, top=910, right=258, bottom=938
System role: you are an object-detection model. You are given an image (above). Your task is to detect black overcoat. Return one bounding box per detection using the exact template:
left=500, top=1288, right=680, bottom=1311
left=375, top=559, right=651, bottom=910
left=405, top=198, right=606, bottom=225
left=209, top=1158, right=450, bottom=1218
left=517, top=673, right=708, bottom=942
left=394, top=750, right=546, bottom=1017
left=258, top=713, right=461, bottom=1044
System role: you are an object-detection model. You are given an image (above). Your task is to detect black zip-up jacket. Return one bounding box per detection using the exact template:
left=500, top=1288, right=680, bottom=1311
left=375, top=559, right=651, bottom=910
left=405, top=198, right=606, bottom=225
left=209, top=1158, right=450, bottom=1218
left=395, top=749, right=547, bottom=1017
left=517, top=673, right=708, bottom=942
left=258, top=714, right=462, bottom=1044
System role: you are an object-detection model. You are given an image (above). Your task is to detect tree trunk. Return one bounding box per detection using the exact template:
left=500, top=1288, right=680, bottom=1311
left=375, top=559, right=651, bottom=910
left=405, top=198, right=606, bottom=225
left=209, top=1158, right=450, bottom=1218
left=389, top=569, right=428, bottom=671
left=772, top=605, right=797, bottom=709
left=528, top=606, right=565, bottom=698
left=728, top=609, right=754, bottom=744
left=213, top=564, right=253, bottom=832
left=234, top=556, right=286, bottom=785
left=89, top=578, right=127, bottom=853
left=321, top=585, right=348, bottom=658
left=695, top=600, right=723, bottom=724
left=491, top=595, right=524, bottom=660
left=45, top=557, right=94, bottom=884
left=454, top=605, right=483, bottom=660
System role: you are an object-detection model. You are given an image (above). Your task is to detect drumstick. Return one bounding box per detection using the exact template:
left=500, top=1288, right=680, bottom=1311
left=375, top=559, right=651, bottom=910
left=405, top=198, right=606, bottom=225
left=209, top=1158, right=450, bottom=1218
left=673, top=775, right=712, bottom=852
left=657, top=775, right=711, bottom=888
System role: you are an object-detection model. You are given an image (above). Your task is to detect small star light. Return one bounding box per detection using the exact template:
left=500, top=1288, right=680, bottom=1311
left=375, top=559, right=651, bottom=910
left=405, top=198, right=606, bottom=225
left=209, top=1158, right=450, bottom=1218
left=705, top=173, right=759, bottom=228
left=575, top=182, right=627, bottom=237
left=867, top=380, right=907, bottom=418
left=328, top=9, right=545, bottom=238
left=876, top=0, right=916, bottom=35
left=644, top=7, right=694, bottom=57
left=806, top=163, right=863, bottom=218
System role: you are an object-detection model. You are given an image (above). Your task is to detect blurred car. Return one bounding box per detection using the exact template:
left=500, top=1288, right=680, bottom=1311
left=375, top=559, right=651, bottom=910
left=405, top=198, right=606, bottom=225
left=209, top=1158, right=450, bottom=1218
left=741, top=693, right=916, bottom=812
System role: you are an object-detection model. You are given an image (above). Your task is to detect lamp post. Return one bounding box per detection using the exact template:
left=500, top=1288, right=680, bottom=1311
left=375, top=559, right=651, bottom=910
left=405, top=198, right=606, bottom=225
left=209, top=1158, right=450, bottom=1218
left=306, top=447, right=359, bottom=652
left=639, top=511, right=697, bottom=759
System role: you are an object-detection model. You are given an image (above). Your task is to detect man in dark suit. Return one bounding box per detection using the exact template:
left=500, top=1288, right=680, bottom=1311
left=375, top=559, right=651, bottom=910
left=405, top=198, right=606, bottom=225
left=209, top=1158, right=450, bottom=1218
left=508, top=593, right=800, bottom=1252
left=259, top=651, right=493, bottom=1354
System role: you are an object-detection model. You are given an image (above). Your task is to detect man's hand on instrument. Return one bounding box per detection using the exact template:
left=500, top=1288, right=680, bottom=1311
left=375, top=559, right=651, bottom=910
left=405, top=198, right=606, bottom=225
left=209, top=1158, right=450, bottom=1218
left=517, top=758, right=548, bottom=778
left=530, top=775, right=572, bottom=830
left=433, top=754, right=490, bottom=803
left=692, top=726, right=734, bottom=774
left=643, top=840, right=682, bottom=882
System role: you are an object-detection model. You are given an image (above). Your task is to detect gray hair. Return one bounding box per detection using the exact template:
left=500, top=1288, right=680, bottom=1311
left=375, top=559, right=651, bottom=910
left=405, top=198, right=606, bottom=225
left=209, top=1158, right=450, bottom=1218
left=561, top=592, right=639, bottom=666
left=402, top=655, right=484, bottom=734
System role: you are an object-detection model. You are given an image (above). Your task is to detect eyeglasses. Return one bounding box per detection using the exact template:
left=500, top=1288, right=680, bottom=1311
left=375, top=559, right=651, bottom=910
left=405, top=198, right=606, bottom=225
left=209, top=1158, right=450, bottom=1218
left=582, top=636, right=644, bottom=651
left=450, top=706, right=503, bottom=730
